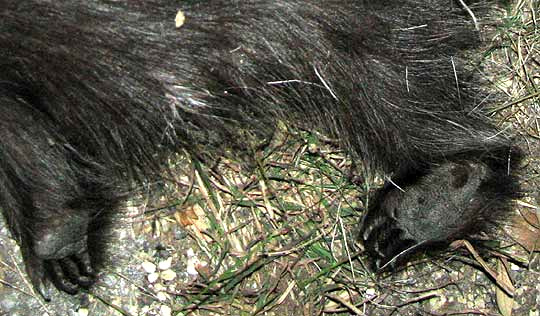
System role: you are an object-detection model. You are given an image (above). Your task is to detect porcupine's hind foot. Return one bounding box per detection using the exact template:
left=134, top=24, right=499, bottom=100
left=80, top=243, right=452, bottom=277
left=1, top=92, right=107, bottom=299
left=30, top=212, right=96, bottom=299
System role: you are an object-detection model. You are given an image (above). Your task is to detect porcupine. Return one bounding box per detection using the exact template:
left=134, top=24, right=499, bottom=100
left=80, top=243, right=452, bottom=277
left=0, top=0, right=520, bottom=297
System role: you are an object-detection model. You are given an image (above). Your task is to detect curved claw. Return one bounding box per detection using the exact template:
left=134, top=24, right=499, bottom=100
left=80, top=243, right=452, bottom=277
left=45, top=251, right=96, bottom=295
left=35, top=274, right=52, bottom=302
left=77, top=251, right=96, bottom=278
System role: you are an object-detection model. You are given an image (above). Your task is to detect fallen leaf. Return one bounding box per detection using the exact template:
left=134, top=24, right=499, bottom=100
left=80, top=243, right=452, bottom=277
left=511, top=209, right=540, bottom=252
left=496, top=258, right=514, bottom=316
left=174, top=206, right=199, bottom=227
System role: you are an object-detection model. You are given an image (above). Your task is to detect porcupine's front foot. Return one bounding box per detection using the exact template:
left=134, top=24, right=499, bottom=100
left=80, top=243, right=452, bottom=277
left=360, top=160, right=510, bottom=269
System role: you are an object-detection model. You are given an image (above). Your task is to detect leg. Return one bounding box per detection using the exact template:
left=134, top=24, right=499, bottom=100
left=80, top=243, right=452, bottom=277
left=360, top=158, right=519, bottom=270
left=0, top=92, right=108, bottom=298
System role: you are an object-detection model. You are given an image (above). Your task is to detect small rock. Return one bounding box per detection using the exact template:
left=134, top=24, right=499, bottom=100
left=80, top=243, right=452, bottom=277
left=161, top=269, right=177, bottom=281
left=148, top=272, right=160, bottom=283
left=142, top=261, right=157, bottom=274
left=158, top=257, right=173, bottom=270
left=160, top=305, right=172, bottom=316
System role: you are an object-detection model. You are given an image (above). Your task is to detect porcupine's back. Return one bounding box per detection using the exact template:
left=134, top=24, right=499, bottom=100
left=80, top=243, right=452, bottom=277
left=1, top=0, right=511, bottom=173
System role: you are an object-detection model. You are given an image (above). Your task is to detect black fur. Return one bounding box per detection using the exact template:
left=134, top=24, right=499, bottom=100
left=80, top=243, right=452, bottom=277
left=0, top=0, right=520, bottom=298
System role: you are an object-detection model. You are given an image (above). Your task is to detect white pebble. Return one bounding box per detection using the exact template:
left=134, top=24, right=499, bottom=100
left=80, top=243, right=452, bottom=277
left=158, top=257, right=173, bottom=270
left=161, top=269, right=177, bottom=281
left=142, top=261, right=157, bottom=274
left=148, top=272, right=159, bottom=283
left=156, top=291, right=169, bottom=302
left=77, top=308, right=89, bottom=316
left=160, top=305, right=172, bottom=316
